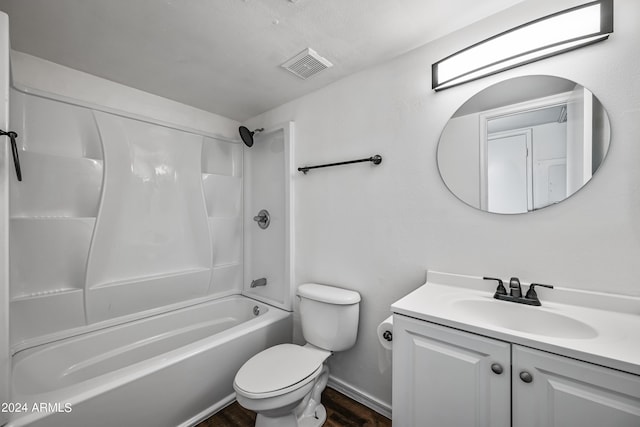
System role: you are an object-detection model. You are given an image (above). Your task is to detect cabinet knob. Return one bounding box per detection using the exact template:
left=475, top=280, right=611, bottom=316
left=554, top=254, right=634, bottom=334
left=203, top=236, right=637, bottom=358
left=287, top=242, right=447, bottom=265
left=519, top=371, right=533, bottom=383
left=491, top=363, right=503, bottom=375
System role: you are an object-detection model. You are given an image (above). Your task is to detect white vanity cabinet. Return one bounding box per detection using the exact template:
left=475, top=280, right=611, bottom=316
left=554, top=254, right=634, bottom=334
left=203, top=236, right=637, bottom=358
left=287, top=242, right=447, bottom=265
left=513, top=346, right=640, bottom=427
left=393, top=314, right=511, bottom=427
left=393, top=314, right=640, bottom=427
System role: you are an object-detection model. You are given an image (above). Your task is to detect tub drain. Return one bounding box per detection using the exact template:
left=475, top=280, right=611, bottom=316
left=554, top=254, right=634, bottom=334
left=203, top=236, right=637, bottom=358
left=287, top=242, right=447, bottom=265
left=253, top=306, right=260, bottom=316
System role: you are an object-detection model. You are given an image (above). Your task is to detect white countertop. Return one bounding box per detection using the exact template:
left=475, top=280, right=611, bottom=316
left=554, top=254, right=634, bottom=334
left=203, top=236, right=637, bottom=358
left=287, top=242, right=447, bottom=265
left=391, top=271, right=640, bottom=376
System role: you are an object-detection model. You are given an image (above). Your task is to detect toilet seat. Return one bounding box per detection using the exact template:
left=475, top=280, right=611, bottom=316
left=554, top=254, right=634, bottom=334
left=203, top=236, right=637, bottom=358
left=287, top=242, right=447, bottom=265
left=234, top=344, right=330, bottom=399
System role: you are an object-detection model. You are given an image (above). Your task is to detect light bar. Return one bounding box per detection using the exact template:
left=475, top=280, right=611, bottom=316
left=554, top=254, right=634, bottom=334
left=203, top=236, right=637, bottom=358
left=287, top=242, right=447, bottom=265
left=432, top=0, right=613, bottom=91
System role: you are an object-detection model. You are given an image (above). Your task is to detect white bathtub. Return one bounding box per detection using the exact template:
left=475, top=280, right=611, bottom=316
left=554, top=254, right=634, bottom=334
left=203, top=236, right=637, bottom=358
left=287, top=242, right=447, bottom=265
left=7, top=295, right=292, bottom=427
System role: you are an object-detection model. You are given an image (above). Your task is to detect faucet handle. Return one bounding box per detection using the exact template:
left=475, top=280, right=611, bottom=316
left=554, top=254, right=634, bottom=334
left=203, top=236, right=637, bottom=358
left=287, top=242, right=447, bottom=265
left=525, top=283, right=554, bottom=300
left=483, top=277, right=507, bottom=296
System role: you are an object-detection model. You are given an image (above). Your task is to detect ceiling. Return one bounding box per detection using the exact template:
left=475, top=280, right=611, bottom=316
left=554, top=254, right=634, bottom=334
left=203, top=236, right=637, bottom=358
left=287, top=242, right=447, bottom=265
left=0, top=0, right=526, bottom=122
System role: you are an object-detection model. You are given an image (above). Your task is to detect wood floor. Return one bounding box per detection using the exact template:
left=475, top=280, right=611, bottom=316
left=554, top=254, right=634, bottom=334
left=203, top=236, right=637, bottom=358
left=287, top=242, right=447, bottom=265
left=197, top=387, right=391, bottom=427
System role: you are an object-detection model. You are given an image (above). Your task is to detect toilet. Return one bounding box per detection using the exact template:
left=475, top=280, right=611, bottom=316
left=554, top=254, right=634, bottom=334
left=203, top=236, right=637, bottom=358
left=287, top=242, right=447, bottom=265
left=233, top=283, right=361, bottom=427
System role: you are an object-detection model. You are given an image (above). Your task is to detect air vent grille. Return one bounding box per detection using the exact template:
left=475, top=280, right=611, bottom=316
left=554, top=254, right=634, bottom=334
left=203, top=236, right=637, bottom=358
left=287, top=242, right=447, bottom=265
left=281, top=48, right=333, bottom=80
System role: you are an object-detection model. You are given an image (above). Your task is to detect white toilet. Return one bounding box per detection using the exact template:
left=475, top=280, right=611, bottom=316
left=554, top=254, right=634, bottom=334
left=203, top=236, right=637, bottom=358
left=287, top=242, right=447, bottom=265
left=233, top=283, right=361, bottom=427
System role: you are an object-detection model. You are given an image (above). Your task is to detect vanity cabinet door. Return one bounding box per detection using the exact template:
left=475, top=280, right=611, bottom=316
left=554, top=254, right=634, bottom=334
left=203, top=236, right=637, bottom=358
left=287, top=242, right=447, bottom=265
left=393, top=315, right=510, bottom=427
left=513, top=345, right=640, bottom=427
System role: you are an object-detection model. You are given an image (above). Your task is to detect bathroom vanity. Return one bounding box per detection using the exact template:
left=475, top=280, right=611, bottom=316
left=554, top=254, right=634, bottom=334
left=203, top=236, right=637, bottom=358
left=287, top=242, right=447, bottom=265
left=391, top=271, right=640, bottom=427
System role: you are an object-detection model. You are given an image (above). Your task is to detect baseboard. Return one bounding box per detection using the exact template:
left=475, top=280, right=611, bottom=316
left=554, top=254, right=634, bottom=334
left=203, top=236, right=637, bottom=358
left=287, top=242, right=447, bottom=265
left=181, top=392, right=236, bottom=427
left=327, top=376, right=392, bottom=420
left=183, top=377, right=393, bottom=425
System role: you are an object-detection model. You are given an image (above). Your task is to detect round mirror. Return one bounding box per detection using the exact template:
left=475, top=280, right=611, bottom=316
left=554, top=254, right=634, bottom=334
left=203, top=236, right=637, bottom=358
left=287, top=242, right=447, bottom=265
left=437, top=75, right=611, bottom=214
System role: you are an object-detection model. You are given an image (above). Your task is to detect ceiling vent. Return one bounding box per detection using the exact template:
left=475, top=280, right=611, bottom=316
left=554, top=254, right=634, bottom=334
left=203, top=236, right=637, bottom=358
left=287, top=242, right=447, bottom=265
left=281, top=48, right=333, bottom=80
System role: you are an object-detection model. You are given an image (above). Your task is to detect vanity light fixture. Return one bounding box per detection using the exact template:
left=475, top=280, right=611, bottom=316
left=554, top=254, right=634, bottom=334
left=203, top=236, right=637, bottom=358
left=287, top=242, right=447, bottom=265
left=432, top=0, right=613, bottom=91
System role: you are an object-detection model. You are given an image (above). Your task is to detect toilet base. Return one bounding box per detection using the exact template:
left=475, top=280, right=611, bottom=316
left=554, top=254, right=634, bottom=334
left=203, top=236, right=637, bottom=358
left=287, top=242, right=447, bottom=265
left=298, top=403, right=326, bottom=427
left=255, top=413, right=298, bottom=427
left=295, top=363, right=329, bottom=427
left=254, top=403, right=326, bottom=427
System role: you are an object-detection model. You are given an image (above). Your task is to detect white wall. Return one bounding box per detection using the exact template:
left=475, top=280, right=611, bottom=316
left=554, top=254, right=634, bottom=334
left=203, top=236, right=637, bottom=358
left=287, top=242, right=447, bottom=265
left=245, top=0, right=640, bottom=412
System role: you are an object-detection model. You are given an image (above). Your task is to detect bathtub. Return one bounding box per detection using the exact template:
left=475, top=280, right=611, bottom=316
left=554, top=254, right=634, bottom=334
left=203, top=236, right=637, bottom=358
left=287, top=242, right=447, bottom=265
left=6, top=295, right=292, bottom=427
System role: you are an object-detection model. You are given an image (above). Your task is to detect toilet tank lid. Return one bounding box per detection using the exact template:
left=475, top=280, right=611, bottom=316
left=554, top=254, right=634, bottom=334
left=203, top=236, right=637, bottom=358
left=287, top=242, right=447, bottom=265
left=297, top=283, right=361, bottom=305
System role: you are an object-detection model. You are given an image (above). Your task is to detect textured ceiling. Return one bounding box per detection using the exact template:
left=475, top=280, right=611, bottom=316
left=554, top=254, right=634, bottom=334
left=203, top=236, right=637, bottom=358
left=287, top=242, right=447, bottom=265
left=0, top=0, right=525, bottom=121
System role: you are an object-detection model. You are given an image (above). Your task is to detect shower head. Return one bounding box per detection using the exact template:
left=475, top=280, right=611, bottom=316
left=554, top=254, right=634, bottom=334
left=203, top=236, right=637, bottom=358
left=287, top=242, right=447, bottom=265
left=239, top=126, right=264, bottom=147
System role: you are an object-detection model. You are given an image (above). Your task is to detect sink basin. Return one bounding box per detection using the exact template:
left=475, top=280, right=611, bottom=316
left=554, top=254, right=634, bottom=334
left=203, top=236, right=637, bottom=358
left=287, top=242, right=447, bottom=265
left=452, top=299, right=598, bottom=339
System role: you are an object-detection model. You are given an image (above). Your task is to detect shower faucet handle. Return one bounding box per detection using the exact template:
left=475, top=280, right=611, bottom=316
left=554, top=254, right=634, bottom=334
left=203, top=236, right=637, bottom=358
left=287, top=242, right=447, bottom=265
left=253, top=209, right=270, bottom=229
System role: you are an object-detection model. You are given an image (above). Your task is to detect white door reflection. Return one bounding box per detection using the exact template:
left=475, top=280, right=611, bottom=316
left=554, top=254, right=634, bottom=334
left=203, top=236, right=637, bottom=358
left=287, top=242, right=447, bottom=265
left=437, top=75, right=611, bottom=215
left=487, top=129, right=531, bottom=214
left=483, top=88, right=603, bottom=213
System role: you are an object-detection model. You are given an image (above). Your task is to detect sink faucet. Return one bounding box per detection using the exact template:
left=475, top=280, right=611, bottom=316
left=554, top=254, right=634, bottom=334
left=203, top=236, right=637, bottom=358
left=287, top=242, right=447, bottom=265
left=484, top=277, right=554, bottom=306
left=509, top=277, right=522, bottom=298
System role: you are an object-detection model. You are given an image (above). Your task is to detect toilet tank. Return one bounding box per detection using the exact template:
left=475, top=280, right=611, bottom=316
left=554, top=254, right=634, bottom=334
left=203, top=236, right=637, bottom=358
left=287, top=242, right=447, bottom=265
left=297, top=283, right=361, bottom=351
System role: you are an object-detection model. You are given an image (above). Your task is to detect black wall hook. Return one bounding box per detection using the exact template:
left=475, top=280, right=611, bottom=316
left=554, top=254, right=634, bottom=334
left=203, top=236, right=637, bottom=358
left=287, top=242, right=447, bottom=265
left=0, top=129, right=21, bottom=181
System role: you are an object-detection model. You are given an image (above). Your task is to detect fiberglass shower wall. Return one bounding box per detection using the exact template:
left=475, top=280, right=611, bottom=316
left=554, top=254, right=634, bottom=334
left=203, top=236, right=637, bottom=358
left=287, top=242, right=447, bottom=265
left=243, top=124, right=294, bottom=311
left=8, top=89, right=244, bottom=347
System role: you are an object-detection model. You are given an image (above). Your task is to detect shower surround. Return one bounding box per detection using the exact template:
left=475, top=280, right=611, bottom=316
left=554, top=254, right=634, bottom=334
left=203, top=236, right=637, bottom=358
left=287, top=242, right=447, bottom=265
left=9, top=88, right=247, bottom=345
left=1, top=33, right=294, bottom=426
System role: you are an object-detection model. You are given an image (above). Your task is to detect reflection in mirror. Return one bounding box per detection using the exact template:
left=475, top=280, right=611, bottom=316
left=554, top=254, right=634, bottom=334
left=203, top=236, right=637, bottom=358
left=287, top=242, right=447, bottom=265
left=437, top=76, right=610, bottom=214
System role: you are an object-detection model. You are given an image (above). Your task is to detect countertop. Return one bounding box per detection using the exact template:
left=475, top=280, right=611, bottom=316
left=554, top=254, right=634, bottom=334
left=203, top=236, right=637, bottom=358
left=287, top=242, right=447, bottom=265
left=391, top=271, right=640, bottom=376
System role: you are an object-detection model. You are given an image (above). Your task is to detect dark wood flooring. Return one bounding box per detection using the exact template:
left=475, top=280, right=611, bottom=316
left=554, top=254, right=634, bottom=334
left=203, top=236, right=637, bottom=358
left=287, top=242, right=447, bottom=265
left=197, top=387, right=391, bottom=427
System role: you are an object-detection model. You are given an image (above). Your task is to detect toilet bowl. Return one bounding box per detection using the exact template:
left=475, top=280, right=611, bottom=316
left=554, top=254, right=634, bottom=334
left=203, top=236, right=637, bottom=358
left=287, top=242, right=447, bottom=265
left=233, top=283, right=361, bottom=427
left=234, top=344, right=331, bottom=427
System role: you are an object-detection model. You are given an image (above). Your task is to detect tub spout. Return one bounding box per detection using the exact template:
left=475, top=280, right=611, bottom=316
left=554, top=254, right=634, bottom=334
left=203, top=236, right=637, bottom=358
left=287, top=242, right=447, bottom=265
left=251, top=278, right=267, bottom=288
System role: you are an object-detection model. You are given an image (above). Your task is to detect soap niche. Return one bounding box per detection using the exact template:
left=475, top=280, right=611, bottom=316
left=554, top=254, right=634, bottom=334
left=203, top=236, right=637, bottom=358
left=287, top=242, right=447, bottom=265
left=8, top=90, right=104, bottom=345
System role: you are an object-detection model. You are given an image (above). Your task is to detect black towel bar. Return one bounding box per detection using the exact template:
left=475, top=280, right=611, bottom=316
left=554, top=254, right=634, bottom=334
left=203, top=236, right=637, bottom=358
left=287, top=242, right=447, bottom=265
left=298, top=154, right=382, bottom=174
